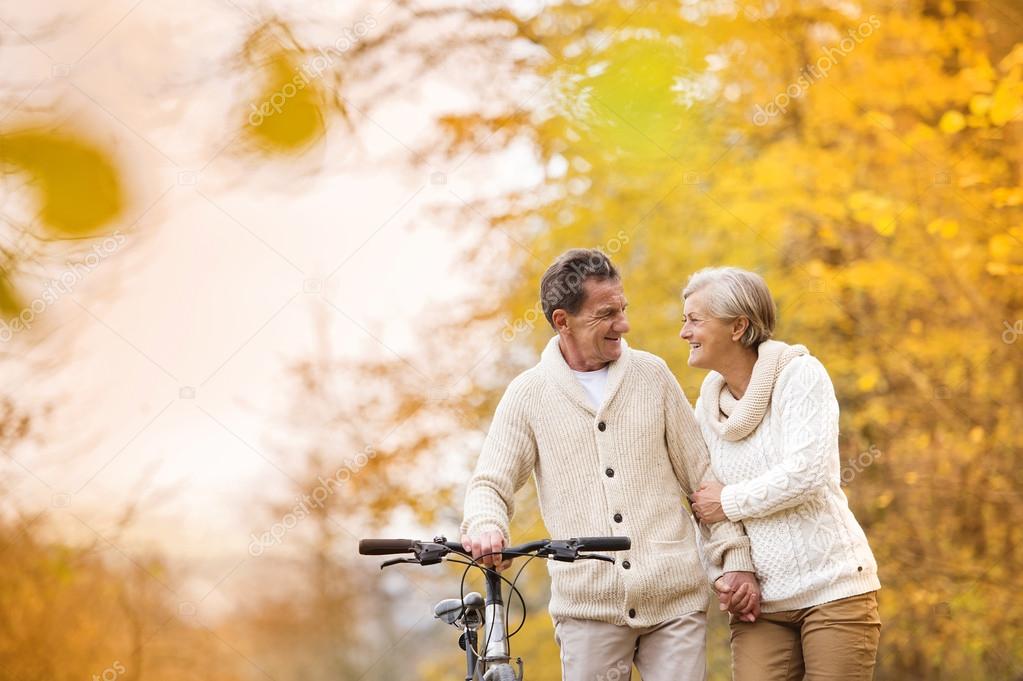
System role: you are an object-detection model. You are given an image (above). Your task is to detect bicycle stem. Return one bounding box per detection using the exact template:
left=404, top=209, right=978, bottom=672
left=482, top=568, right=509, bottom=665
left=463, top=628, right=478, bottom=681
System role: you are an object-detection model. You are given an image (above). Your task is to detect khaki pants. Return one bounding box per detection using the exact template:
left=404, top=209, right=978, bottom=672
left=553, top=612, right=707, bottom=681
left=730, top=591, right=881, bottom=681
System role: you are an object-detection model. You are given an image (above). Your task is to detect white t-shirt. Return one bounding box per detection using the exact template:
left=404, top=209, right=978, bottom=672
left=572, top=366, right=609, bottom=409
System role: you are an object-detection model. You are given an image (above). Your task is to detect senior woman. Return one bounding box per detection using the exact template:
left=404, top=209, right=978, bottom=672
left=685, top=267, right=881, bottom=681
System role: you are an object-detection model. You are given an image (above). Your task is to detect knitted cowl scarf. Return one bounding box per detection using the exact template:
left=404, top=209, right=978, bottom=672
left=699, top=339, right=809, bottom=442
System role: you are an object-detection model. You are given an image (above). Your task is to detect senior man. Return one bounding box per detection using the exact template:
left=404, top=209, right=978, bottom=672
left=460, top=249, right=759, bottom=681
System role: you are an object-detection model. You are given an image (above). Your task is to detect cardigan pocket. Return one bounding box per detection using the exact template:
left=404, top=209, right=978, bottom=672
left=645, top=541, right=704, bottom=600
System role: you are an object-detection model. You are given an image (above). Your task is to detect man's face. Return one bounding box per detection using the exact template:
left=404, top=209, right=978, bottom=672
left=558, top=278, right=630, bottom=368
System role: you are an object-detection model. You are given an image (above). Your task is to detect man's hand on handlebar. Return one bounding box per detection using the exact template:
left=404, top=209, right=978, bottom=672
left=461, top=530, right=513, bottom=571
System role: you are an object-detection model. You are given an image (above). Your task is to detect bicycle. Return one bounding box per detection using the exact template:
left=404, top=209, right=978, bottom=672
left=358, top=535, right=631, bottom=681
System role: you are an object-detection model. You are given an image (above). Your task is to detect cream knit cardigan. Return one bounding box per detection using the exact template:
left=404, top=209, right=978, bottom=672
left=696, top=346, right=881, bottom=613
left=461, top=336, right=754, bottom=627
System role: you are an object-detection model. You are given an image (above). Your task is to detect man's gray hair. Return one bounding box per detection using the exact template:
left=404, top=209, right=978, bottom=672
left=540, top=249, right=620, bottom=329
left=682, top=267, right=776, bottom=347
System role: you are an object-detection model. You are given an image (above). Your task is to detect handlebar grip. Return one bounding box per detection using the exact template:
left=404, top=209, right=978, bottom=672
left=358, top=539, right=417, bottom=555
left=574, top=536, right=631, bottom=552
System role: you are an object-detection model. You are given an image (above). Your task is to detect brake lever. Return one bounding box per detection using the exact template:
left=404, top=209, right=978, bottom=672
left=417, top=543, right=450, bottom=566
left=545, top=540, right=578, bottom=562
left=577, top=553, right=615, bottom=563
left=380, top=558, right=421, bottom=569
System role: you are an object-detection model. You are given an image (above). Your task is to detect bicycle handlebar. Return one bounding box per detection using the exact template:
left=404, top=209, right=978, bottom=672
left=573, top=536, right=631, bottom=552
left=357, top=539, right=418, bottom=555
left=357, top=535, right=631, bottom=561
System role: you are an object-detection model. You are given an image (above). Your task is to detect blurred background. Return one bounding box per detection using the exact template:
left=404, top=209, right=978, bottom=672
left=1, top=0, right=1021, bottom=679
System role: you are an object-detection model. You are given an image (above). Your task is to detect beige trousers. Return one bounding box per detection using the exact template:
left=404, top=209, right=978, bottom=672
left=553, top=612, right=707, bottom=681
left=729, top=591, right=881, bottom=681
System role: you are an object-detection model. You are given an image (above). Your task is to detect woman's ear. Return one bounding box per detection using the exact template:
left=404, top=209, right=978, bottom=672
left=731, top=316, right=750, bottom=342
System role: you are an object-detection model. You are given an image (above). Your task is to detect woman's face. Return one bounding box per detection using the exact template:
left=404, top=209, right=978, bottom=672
left=679, top=289, right=738, bottom=370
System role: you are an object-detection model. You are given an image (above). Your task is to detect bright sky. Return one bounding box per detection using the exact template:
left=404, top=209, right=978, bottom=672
left=0, top=0, right=544, bottom=615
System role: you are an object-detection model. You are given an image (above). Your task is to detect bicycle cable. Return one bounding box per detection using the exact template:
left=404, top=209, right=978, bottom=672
left=443, top=555, right=491, bottom=673
left=449, top=549, right=531, bottom=666
left=505, top=553, right=540, bottom=638
left=457, top=553, right=522, bottom=662
left=445, top=557, right=491, bottom=678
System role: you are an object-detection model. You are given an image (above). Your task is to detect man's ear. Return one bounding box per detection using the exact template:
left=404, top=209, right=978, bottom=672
left=552, top=309, right=569, bottom=332
left=731, top=317, right=750, bottom=342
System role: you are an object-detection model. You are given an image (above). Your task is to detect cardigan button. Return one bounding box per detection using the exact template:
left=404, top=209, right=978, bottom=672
left=597, top=421, right=606, bottom=431
left=628, top=608, right=636, bottom=618
left=605, top=468, right=614, bottom=478
left=857, top=566, right=863, bottom=572
left=613, top=513, right=623, bottom=523
left=622, top=560, right=631, bottom=569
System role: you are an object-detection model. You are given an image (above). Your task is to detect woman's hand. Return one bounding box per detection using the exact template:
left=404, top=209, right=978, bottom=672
left=690, top=481, right=727, bottom=524
left=714, top=571, right=762, bottom=622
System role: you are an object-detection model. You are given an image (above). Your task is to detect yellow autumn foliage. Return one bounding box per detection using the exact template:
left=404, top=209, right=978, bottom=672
left=415, top=2, right=1023, bottom=679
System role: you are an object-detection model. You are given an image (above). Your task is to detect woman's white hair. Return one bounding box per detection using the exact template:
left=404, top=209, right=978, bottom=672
left=682, top=267, right=777, bottom=347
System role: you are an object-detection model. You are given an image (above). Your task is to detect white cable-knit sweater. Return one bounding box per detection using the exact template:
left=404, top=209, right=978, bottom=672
left=696, top=353, right=881, bottom=613
left=461, top=336, right=755, bottom=627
